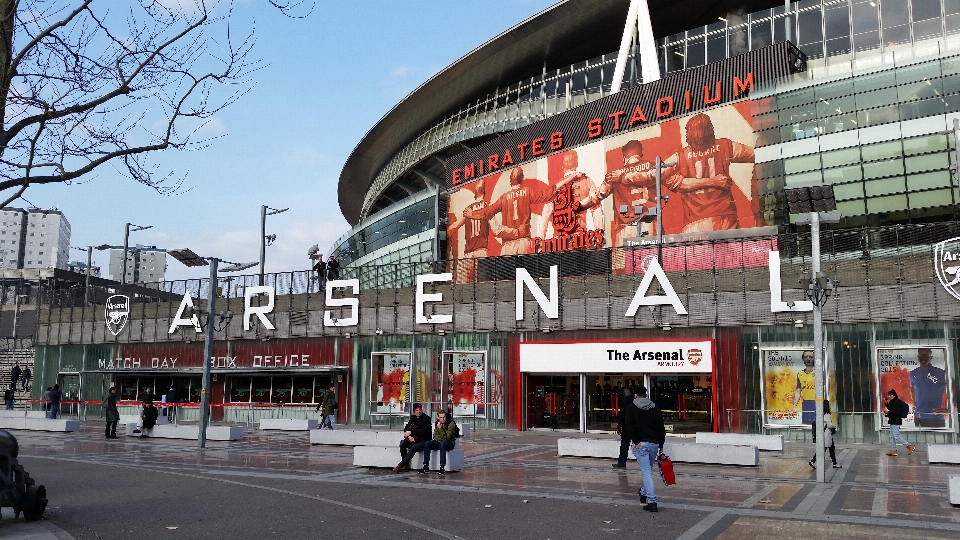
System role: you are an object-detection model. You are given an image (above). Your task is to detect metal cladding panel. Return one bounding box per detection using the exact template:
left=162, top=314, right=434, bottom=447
left=445, top=41, right=805, bottom=184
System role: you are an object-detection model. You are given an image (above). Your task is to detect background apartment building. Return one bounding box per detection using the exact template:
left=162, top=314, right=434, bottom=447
left=0, top=208, right=71, bottom=270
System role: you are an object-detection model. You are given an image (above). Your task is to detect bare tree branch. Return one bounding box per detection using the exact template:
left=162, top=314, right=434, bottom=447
left=0, top=0, right=302, bottom=204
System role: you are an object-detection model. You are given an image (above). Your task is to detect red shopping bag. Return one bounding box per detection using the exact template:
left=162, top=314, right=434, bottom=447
left=658, top=450, right=676, bottom=485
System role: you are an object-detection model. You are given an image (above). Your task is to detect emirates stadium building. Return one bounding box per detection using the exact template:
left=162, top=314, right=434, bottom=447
left=29, top=0, right=960, bottom=442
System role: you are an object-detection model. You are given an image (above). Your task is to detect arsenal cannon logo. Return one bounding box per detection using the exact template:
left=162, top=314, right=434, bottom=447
left=105, top=295, right=130, bottom=336
left=935, top=237, right=960, bottom=302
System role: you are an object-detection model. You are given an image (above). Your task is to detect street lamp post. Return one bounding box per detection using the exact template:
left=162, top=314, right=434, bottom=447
left=168, top=248, right=255, bottom=449
left=785, top=184, right=839, bottom=484
left=259, top=206, right=288, bottom=286
left=121, top=223, right=153, bottom=286
left=71, top=244, right=110, bottom=305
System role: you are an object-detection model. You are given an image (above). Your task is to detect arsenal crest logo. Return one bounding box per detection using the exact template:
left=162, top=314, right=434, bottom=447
left=105, top=295, right=130, bottom=336
left=688, top=348, right=703, bottom=366
left=934, top=237, right=960, bottom=301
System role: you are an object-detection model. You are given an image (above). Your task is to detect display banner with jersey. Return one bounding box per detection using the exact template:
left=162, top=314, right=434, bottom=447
left=443, top=43, right=804, bottom=282
left=875, top=346, right=953, bottom=431
left=760, top=347, right=836, bottom=428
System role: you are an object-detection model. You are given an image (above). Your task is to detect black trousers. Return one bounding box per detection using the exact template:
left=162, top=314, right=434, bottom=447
left=399, top=440, right=427, bottom=464
left=105, top=421, right=117, bottom=438
left=617, top=435, right=631, bottom=466
left=811, top=444, right=837, bottom=465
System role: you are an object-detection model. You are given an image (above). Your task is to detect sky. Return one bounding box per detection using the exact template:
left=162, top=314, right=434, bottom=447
left=18, top=0, right=557, bottom=281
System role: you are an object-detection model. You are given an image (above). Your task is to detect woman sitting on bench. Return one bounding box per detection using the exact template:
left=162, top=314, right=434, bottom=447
left=420, top=409, right=458, bottom=476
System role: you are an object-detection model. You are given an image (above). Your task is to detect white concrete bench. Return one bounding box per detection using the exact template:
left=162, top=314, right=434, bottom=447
left=259, top=418, right=318, bottom=431
left=124, top=423, right=243, bottom=441
left=928, top=444, right=960, bottom=464
left=557, top=437, right=634, bottom=460
left=352, top=445, right=465, bottom=471
left=0, top=411, right=49, bottom=419
left=696, top=432, right=784, bottom=451
left=310, top=429, right=402, bottom=446
left=0, top=417, right=79, bottom=432
left=950, top=475, right=960, bottom=505
left=459, top=423, right=471, bottom=437
left=119, top=414, right=169, bottom=426
left=663, top=442, right=758, bottom=466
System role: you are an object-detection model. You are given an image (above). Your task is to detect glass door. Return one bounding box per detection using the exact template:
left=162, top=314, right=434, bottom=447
left=526, top=375, right=579, bottom=430
left=57, top=374, right=80, bottom=418
left=585, top=375, right=646, bottom=431
left=650, top=374, right=713, bottom=434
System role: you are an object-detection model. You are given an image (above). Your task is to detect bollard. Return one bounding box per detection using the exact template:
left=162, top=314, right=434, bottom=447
left=0, top=429, right=47, bottom=520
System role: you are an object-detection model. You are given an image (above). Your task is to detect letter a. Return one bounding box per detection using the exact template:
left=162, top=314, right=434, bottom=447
left=625, top=259, right=687, bottom=316
left=168, top=293, right=201, bottom=334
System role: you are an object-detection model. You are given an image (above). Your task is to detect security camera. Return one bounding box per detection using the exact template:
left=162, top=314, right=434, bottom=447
left=786, top=301, right=795, bottom=308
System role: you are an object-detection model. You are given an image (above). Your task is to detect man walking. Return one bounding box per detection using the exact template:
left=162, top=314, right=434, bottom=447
left=613, top=385, right=635, bottom=468
left=47, top=384, right=62, bottom=419
left=884, top=389, right=915, bottom=456
left=9, top=363, right=21, bottom=391
left=623, top=385, right=667, bottom=512
left=317, top=384, right=337, bottom=430
left=21, top=366, right=30, bottom=392
left=104, top=387, right=119, bottom=439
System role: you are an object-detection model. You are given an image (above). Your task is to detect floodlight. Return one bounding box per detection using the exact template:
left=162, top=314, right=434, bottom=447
left=784, top=184, right=837, bottom=214
left=168, top=248, right=208, bottom=267
left=221, top=261, right=258, bottom=272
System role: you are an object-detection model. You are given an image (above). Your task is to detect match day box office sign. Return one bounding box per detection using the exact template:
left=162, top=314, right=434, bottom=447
left=95, top=339, right=342, bottom=372
left=519, top=340, right=713, bottom=374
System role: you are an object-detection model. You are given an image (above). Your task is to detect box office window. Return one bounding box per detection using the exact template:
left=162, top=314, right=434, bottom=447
left=271, top=378, right=293, bottom=403
left=292, top=376, right=315, bottom=403
left=251, top=377, right=271, bottom=403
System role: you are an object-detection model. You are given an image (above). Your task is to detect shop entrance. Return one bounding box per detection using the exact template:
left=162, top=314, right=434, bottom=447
left=650, top=375, right=713, bottom=434
left=526, top=375, right=579, bottom=430
left=57, top=374, right=80, bottom=417
left=585, top=375, right=647, bottom=431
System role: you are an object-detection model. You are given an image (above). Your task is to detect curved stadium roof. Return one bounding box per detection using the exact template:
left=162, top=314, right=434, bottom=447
left=338, top=0, right=784, bottom=225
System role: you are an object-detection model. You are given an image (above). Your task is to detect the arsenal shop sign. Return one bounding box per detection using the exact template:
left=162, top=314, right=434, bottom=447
left=519, top=340, right=714, bottom=374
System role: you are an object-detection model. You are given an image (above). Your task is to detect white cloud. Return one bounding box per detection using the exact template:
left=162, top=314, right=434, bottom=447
left=283, top=144, right=326, bottom=166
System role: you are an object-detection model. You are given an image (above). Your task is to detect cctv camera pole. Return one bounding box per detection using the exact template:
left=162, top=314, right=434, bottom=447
left=85, top=246, right=92, bottom=305
left=810, top=211, right=826, bottom=483
left=259, top=205, right=267, bottom=287
left=121, top=222, right=131, bottom=286
left=655, top=157, right=665, bottom=265
left=199, top=257, right=218, bottom=450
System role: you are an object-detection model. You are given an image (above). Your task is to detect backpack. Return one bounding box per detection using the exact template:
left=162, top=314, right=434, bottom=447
left=901, top=400, right=910, bottom=419
left=453, top=424, right=461, bottom=438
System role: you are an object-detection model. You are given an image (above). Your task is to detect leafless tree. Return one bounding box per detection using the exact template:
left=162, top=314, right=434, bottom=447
left=0, top=0, right=311, bottom=208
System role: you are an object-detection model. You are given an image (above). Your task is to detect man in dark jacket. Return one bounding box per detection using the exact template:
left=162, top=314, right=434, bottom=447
left=623, top=385, right=666, bottom=512
left=10, top=363, right=21, bottom=389
left=21, top=366, right=30, bottom=391
left=316, top=385, right=337, bottom=430
left=313, top=255, right=326, bottom=291
left=140, top=401, right=159, bottom=438
left=884, top=389, right=915, bottom=456
left=613, top=385, right=635, bottom=468
left=4, top=384, right=14, bottom=410
left=47, top=384, right=62, bottom=419
left=394, top=403, right=432, bottom=472
left=104, top=387, right=120, bottom=439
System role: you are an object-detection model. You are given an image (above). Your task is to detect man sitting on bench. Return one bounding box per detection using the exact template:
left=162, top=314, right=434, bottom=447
left=393, top=403, right=431, bottom=472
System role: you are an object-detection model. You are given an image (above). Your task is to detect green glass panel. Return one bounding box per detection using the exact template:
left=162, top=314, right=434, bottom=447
left=866, top=193, right=907, bottom=212
left=818, top=113, right=858, bottom=134
left=895, top=60, right=942, bottom=84
left=942, top=55, right=960, bottom=76
left=777, top=87, right=816, bottom=109
left=856, top=87, right=898, bottom=109
left=898, top=97, right=945, bottom=121
left=856, top=104, right=899, bottom=127
left=908, top=188, right=954, bottom=208
left=863, top=159, right=904, bottom=179
left=942, top=73, right=960, bottom=94
left=785, top=170, right=823, bottom=185
left=823, top=164, right=864, bottom=183
left=833, top=181, right=865, bottom=201
left=896, top=78, right=943, bottom=102
left=822, top=147, right=861, bottom=168
left=861, top=140, right=902, bottom=162
left=902, top=134, right=949, bottom=155
left=784, top=154, right=822, bottom=174
left=864, top=177, right=905, bottom=196
left=815, top=79, right=855, bottom=100
left=854, top=69, right=896, bottom=93
left=836, top=199, right=867, bottom=216
left=904, top=152, right=949, bottom=174
left=816, top=94, right=856, bottom=117
left=907, top=170, right=953, bottom=191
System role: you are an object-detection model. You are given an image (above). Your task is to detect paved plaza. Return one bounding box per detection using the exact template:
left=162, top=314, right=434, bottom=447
left=1, top=425, right=960, bottom=539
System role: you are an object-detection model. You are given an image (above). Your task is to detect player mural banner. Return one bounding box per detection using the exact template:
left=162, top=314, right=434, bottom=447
left=445, top=351, right=486, bottom=418
left=372, top=352, right=411, bottom=414
left=445, top=102, right=764, bottom=279
left=875, top=346, right=954, bottom=431
left=761, top=348, right=836, bottom=427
